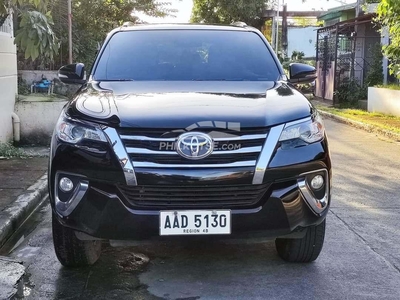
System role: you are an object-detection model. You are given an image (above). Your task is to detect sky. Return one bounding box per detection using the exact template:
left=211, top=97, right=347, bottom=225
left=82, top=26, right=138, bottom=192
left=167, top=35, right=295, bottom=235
left=135, top=0, right=356, bottom=23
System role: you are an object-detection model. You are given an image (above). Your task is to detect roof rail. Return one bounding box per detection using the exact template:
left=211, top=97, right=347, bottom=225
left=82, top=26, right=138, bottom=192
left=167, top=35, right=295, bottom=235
left=231, top=21, right=248, bottom=28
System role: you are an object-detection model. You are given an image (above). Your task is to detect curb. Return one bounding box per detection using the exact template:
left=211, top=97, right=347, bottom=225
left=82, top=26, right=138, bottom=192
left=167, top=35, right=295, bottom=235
left=318, top=110, right=400, bottom=142
left=0, top=173, right=48, bottom=249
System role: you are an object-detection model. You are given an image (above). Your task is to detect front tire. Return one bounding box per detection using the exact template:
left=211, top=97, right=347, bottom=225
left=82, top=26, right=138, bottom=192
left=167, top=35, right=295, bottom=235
left=52, top=213, right=102, bottom=267
left=275, top=219, right=326, bottom=263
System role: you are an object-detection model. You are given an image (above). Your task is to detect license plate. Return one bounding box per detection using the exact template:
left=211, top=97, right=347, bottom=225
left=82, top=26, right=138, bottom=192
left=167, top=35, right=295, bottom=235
left=160, top=210, right=231, bottom=236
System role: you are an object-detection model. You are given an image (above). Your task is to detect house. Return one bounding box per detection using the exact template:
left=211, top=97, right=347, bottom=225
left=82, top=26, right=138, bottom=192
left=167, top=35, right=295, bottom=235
left=0, top=12, right=17, bottom=143
left=318, top=2, right=357, bottom=27
left=314, top=1, right=386, bottom=103
left=287, top=26, right=320, bottom=59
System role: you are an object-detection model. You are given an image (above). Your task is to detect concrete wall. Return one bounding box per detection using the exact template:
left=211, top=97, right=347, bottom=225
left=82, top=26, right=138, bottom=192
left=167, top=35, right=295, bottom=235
left=18, top=70, right=59, bottom=85
left=14, top=100, right=67, bottom=145
left=287, top=27, right=319, bottom=58
left=19, top=70, right=80, bottom=98
left=0, top=15, right=17, bottom=143
left=368, top=87, right=400, bottom=117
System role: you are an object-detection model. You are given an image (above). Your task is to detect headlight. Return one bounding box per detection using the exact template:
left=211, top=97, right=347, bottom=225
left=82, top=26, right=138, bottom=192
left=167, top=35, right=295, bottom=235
left=56, top=114, right=107, bottom=144
left=279, top=116, right=325, bottom=145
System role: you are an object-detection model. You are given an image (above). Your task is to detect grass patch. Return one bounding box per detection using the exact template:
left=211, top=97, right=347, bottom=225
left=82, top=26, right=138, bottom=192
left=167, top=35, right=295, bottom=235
left=374, top=84, right=400, bottom=91
left=316, top=106, right=400, bottom=135
left=0, top=142, right=26, bottom=159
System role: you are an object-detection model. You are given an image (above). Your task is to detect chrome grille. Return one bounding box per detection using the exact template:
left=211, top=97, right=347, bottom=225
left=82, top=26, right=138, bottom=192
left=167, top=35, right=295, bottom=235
left=118, top=183, right=270, bottom=208
left=116, top=128, right=268, bottom=168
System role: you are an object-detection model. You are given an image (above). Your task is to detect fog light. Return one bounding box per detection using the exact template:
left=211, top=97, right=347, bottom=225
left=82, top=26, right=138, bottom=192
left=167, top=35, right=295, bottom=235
left=59, top=177, right=74, bottom=192
left=310, top=175, right=324, bottom=190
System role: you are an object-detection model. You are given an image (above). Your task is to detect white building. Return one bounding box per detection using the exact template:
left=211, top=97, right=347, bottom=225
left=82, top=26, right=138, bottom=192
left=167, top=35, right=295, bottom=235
left=0, top=13, right=17, bottom=143
left=287, top=26, right=319, bottom=58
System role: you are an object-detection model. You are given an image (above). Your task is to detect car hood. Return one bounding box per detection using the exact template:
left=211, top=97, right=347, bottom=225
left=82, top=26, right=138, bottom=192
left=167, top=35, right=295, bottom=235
left=68, top=81, right=313, bottom=128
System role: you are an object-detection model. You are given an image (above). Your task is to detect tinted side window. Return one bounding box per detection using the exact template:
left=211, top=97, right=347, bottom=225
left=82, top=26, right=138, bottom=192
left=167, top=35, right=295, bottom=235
left=94, top=30, right=280, bottom=81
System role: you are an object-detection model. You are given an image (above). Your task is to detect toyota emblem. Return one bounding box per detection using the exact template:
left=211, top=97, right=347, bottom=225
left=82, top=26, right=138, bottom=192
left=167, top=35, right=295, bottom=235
left=176, top=132, right=213, bottom=160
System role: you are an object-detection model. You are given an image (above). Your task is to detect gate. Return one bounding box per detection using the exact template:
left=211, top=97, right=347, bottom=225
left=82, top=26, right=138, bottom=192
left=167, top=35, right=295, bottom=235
left=315, top=26, right=337, bottom=101
left=315, top=16, right=381, bottom=104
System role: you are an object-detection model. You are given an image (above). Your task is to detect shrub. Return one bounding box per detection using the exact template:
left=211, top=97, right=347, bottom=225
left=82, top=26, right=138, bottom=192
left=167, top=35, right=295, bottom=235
left=336, top=78, right=367, bottom=108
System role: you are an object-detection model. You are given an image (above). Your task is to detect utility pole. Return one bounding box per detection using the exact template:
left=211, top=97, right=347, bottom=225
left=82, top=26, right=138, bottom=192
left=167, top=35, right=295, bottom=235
left=68, top=0, right=73, bottom=64
left=281, top=3, right=288, bottom=59
left=275, top=0, right=280, bottom=54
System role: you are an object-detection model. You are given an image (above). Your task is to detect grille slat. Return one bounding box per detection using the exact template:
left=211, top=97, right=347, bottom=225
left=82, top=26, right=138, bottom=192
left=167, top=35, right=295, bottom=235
left=125, top=195, right=260, bottom=202
left=123, top=139, right=265, bottom=151
left=130, top=153, right=258, bottom=165
left=117, top=127, right=269, bottom=137
left=118, top=184, right=270, bottom=209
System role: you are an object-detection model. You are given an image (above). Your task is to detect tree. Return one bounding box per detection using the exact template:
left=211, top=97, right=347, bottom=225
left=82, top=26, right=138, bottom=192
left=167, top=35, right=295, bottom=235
left=5, top=0, right=175, bottom=69
left=50, top=0, right=175, bottom=69
left=191, top=0, right=267, bottom=28
left=376, top=0, right=400, bottom=79
left=291, top=50, right=305, bottom=61
left=0, top=0, right=59, bottom=61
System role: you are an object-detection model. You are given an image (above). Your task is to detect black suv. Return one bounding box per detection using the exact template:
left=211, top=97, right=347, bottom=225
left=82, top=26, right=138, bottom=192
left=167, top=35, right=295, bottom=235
left=50, top=24, right=331, bottom=267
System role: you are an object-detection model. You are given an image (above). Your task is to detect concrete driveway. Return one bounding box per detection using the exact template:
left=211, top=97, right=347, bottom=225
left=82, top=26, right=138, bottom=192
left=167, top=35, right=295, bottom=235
left=2, top=119, right=400, bottom=300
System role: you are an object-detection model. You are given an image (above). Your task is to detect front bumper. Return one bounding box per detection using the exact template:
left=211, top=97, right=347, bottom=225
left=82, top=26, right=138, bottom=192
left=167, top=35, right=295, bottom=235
left=49, top=120, right=331, bottom=241
left=51, top=168, right=330, bottom=241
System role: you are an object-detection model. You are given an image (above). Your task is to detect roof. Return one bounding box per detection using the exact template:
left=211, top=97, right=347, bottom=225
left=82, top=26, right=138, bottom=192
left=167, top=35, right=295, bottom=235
left=317, top=13, right=376, bottom=33
left=117, top=23, right=256, bottom=32
left=104, top=23, right=262, bottom=46
left=318, top=2, right=357, bottom=20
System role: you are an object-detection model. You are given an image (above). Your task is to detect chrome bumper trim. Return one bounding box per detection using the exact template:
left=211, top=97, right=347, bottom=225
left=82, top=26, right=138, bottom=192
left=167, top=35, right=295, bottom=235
left=126, top=146, right=262, bottom=155
left=252, top=124, right=285, bottom=184
left=297, top=169, right=329, bottom=214
left=104, top=127, right=137, bottom=186
left=132, top=160, right=257, bottom=168
left=120, top=134, right=268, bottom=142
left=55, top=173, right=89, bottom=217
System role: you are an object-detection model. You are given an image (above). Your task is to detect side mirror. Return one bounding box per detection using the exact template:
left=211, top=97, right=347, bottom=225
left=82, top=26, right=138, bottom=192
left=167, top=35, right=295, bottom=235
left=58, top=63, right=86, bottom=85
left=288, top=63, right=317, bottom=84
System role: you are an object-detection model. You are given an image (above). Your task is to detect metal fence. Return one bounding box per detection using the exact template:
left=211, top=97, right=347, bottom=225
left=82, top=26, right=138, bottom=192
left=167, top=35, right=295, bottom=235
left=315, top=15, right=381, bottom=103
left=0, top=13, right=13, bottom=36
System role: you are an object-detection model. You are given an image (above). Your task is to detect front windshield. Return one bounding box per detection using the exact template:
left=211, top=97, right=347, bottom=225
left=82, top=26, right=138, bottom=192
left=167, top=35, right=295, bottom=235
left=93, top=29, right=280, bottom=81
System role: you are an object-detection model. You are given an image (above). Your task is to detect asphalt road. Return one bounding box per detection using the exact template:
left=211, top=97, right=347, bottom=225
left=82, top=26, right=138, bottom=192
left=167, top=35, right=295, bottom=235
left=2, top=119, right=400, bottom=300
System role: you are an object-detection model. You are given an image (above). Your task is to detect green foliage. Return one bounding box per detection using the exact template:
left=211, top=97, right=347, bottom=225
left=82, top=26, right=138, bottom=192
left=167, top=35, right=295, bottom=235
left=291, top=51, right=305, bottom=61
left=0, top=142, right=25, bottom=158
left=17, top=77, right=30, bottom=95
left=0, top=0, right=59, bottom=61
left=52, top=0, right=174, bottom=69
left=0, top=1, right=7, bottom=15
left=292, top=17, right=318, bottom=27
left=2, top=0, right=174, bottom=67
left=336, top=43, right=383, bottom=107
left=364, top=44, right=383, bottom=87
left=13, top=0, right=50, bottom=13
left=375, top=84, right=400, bottom=90
left=336, top=79, right=367, bottom=108
left=14, top=10, right=59, bottom=60
left=191, top=0, right=267, bottom=28
left=376, top=0, right=400, bottom=78
left=0, top=0, right=49, bottom=14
